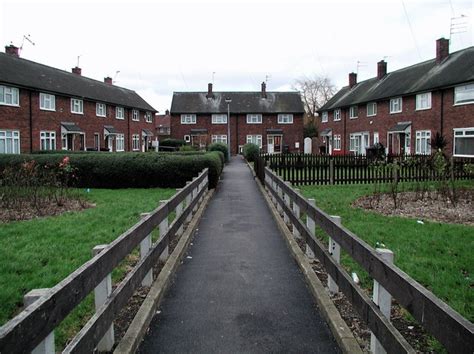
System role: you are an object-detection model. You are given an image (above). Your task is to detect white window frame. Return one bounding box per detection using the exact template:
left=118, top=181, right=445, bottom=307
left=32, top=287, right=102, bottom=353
left=40, top=131, right=56, bottom=151
left=132, top=109, right=139, bottom=121
left=211, top=135, right=228, bottom=144
left=132, top=134, right=140, bottom=151
left=0, top=130, right=20, bottom=154
left=145, top=112, right=152, bottom=123
left=454, top=83, right=474, bottom=105
left=373, top=132, right=379, bottom=144
left=333, top=134, right=341, bottom=150
left=278, top=114, right=293, bottom=124
left=334, top=109, right=341, bottom=121
left=116, top=133, right=125, bottom=152
left=96, top=103, right=106, bottom=117
left=246, top=134, right=263, bottom=148
left=181, top=114, right=196, bottom=124
left=71, top=98, right=83, bottom=114
left=116, top=107, right=125, bottom=120
left=184, top=135, right=191, bottom=142
left=349, top=132, right=370, bottom=155
left=416, top=92, right=432, bottom=110
left=367, top=102, right=377, bottom=117
left=321, top=111, right=328, bottom=123
left=246, top=114, right=262, bottom=124
left=390, top=97, right=402, bottom=114
left=349, top=106, right=358, bottom=119
left=212, top=114, right=227, bottom=124
left=415, top=130, right=431, bottom=155
left=0, top=85, right=20, bottom=106
left=453, top=127, right=474, bottom=157
left=39, top=93, right=55, bottom=111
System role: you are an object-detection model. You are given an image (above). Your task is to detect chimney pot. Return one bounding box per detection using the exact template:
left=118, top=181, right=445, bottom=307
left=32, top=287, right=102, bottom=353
left=206, top=83, right=213, bottom=98
left=104, top=77, right=113, bottom=85
left=72, top=66, right=82, bottom=75
left=5, top=45, right=19, bottom=58
left=261, top=81, right=267, bottom=98
left=377, top=60, right=387, bottom=80
left=349, top=72, right=357, bottom=88
left=165, top=109, right=170, bottom=115
left=436, top=38, right=449, bottom=64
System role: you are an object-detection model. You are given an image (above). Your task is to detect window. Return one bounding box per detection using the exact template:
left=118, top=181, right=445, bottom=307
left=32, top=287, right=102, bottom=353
left=132, top=109, right=139, bottom=121
left=349, top=106, right=358, bottom=119
left=0, top=85, right=19, bottom=106
left=40, top=131, right=56, bottom=151
left=116, top=133, right=125, bottom=151
left=145, top=112, right=152, bottom=123
left=71, top=98, right=83, bottom=114
left=184, top=135, right=191, bottom=142
left=415, top=130, right=431, bottom=155
left=246, top=135, right=263, bottom=148
left=181, top=114, right=196, bottom=124
left=334, top=109, right=341, bottom=121
left=0, top=130, right=20, bottom=154
left=212, top=135, right=227, bottom=144
left=321, top=111, right=328, bottom=123
left=390, top=97, right=402, bottom=113
left=40, top=93, right=55, bottom=111
left=132, top=134, right=140, bottom=151
left=367, top=102, right=377, bottom=117
left=416, top=92, right=432, bottom=110
left=96, top=103, right=106, bottom=117
left=333, top=135, right=341, bottom=150
left=278, top=114, right=293, bottom=124
left=212, top=114, right=227, bottom=124
left=373, top=132, right=379, bottom=144
left=246, top=114, right=262, bottom=124
left=454, top=83, right=474, bottom=105
left=350, top=132, right=370, bottom=155
left=116, top=107, right=124, bottom=119
left=453, top=128, right=474, bottom=157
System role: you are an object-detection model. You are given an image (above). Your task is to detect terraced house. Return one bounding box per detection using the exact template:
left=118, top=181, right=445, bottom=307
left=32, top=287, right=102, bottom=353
left=0, top=45, right=156, bottom=154
left=170, top=83, right=304, bottom=154
left=318, top=38, right=474, bottom=157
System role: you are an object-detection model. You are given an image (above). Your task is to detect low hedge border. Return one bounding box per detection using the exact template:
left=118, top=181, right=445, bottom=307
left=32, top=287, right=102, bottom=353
left=0, top=151, right=223, bottom=189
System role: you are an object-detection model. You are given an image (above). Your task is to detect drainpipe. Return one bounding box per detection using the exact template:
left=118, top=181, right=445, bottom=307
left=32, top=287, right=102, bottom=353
left=29, top=90, right=33, bottom=153
left=127, top=108, right=131, bottom=151
left=343, top=109, right=346, bottom=153
left=440, top=90, right=444, bottom=137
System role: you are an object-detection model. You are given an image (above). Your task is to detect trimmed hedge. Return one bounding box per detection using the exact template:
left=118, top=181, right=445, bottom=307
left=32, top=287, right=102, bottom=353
left=0, top=152, right=223, bottom=189
left=159, top=138, right=186, bottom=148
left=242, top=143, right=260, bottom=162
left=207, top=143, right=229, bottom=162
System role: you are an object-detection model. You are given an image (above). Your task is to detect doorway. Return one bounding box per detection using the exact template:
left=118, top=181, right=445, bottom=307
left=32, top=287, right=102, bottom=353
left=267, top=135, right=282, bottom=154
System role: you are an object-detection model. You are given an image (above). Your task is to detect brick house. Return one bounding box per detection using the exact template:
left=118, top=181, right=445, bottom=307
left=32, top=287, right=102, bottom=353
left=317, top=38, right=474, bottom=158
left=0, top=45, right=156, bottom=154
left=170, top=83, right=304, bottom=154
left=155, top=110, right=171, bottom=138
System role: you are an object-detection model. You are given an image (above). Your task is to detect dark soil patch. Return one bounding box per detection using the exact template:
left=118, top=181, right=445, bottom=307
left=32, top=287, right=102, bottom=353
left=353, top=189, right=474, bottom=226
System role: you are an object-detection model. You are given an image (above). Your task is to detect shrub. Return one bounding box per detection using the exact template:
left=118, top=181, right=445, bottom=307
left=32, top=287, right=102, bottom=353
left=159, top=138, right=186, bottom=148
left=242, top=143, right=259, bottom=162
left=207, top=142, right=229, bottom=162
left=179, top=145, right=197, bottom=152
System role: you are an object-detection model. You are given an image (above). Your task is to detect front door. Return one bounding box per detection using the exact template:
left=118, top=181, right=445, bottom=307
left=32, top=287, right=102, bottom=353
left=267, top=135, right=282, bottom=154
left=106, top=136, right=114, bottom=152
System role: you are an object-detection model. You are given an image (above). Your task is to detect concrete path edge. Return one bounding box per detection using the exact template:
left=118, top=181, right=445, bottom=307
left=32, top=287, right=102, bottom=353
left=114, top=189, right=215, bottom=354
left=249, top=163, right=363, bottom=354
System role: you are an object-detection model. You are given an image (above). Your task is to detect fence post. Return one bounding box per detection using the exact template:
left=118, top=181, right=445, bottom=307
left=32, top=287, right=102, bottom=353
left=276, top=183, right=283, bottom=214
left=330, top=158, right=335, bottom=185
left=370, top=248, right=395, bottom=354
left=185, top=181, right=193, bottom=223
left=305, top=198, right=316, bottom=259
left=293, top=188, right=301, bottom=239
left=139, top=213, right=153, bottom=287
left=328, top=215, right=342, bottom=294
left=92, top=245, right=114, bottom=352
left=271, top=179, right=277, bottom=205
left=283, top=182, right=291, bottom=224
left=24, top=289, right=55, bottom=354
left=192, top=177, right=199, bottom=213
left=175, top=188, right=184, bottom=237
left=159, top=200, right=169, bottom=262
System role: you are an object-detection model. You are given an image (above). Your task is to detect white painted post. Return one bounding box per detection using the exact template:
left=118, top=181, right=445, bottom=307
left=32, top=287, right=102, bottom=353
left=185, top=181, right=193, bottom=223
left=159, top=200, right=169, bottom=262
left=139, top=213, right=153, bottom=287
left=271, top=179, right=277, bottom=205
left=293, top=188, right=301, bottom=239
left=370, top=248, right=395, bottom=354
left=24, top=289, right=55, bottom=354
left=328, top=215, right=342, bottom=294
left=305, top=198, right=316, bottom=259
left=276, top=184, right=283, bottom=214
left=175, top=188, right=184, bottom=237
left=92, top=245, right=114, bottom=352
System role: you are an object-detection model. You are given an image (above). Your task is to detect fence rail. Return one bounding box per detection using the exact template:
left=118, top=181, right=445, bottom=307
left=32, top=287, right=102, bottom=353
left=255, top=153, right=473, bottom=185
left=0, top=168, right=209, bottom=353
left=261, top=167, right=474, bottom=353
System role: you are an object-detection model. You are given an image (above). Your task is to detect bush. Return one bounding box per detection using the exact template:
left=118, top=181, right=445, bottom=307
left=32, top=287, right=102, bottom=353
left=242, top=143, right=260, bottom=162
left=159, top=138, right=186, bottom=148
left=207, top=143, right=229, bottom=162
left=179, top=145, right=197, bottom=152
left=0, top=152, right=223, bottom=189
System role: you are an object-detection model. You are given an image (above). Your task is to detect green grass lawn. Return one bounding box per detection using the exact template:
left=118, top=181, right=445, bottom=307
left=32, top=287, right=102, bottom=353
left=0, top=187, right=175, bottom=348
left=299, top=181, right=474, bottom=324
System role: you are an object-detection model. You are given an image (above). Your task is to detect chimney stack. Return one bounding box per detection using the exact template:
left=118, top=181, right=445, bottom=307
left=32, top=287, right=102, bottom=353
left=165, top=109, right=170, bottom=115
left=377, top=60, right=387, bottom=80
left=436, top=38, right=449, bottom=64
left=5, top=45, right=19, bottom=58
left=104, top=77, right=113, bottom=85
left=349, top=72, right=357, bottom=88
left=72, top=66, right=82, bottom=75
left=261, top=81, right=267, bottom=98
left=206, top=83, right=213, bottom=98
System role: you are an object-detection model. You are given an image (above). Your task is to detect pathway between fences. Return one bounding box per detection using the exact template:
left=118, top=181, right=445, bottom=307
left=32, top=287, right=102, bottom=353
left=138, top=156, right=339, bottom=353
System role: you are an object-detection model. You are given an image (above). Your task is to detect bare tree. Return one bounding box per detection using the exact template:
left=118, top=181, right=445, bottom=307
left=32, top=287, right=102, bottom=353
left=293, top=75, right=337, bottom=118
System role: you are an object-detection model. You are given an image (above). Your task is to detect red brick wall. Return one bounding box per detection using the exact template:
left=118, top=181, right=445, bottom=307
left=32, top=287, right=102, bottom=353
left=170, top=113, right=304, bottom=154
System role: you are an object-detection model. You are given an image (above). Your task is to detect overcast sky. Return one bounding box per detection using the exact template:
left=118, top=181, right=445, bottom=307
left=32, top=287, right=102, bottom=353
left=1, top=0, right=473, bottom=112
